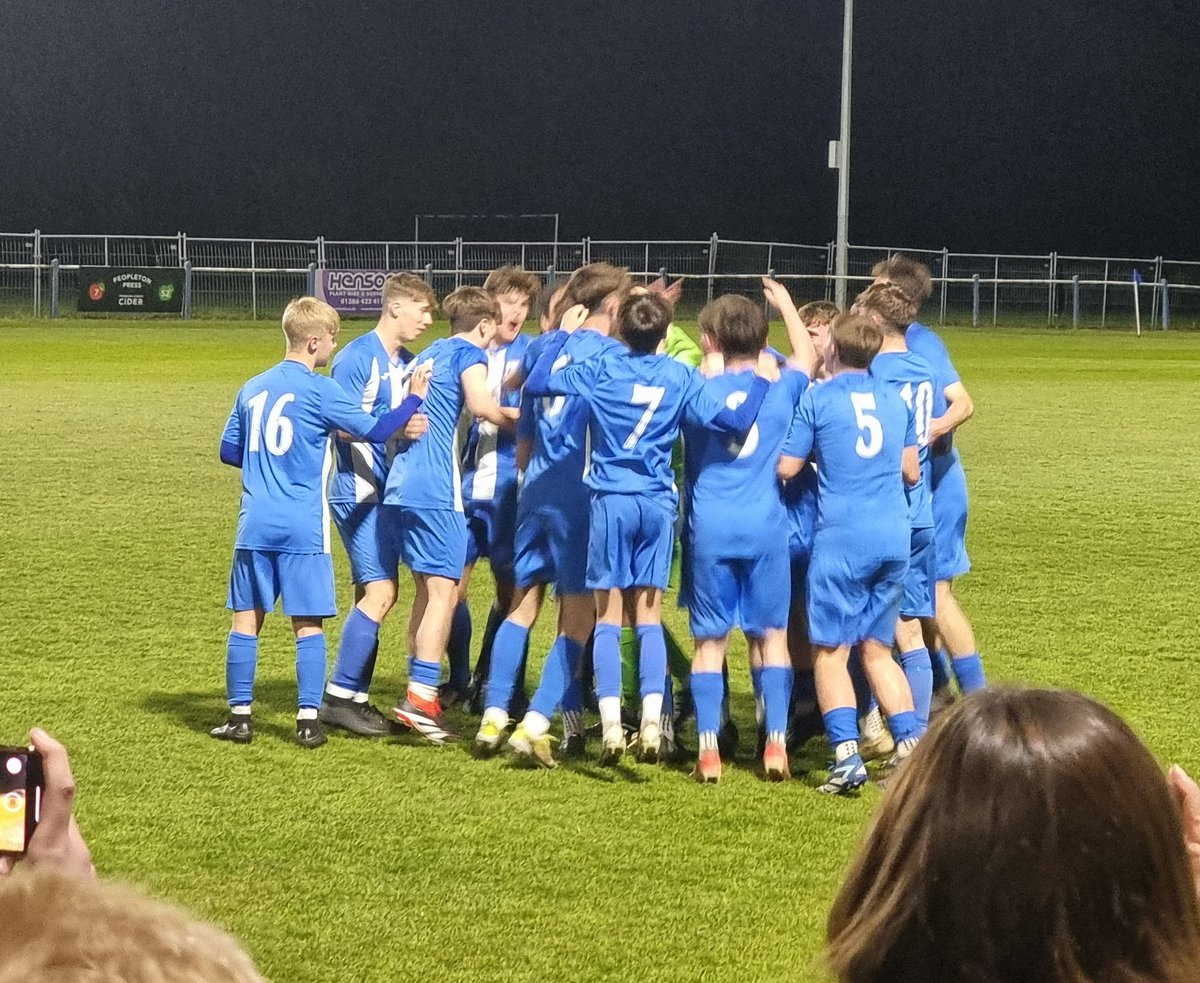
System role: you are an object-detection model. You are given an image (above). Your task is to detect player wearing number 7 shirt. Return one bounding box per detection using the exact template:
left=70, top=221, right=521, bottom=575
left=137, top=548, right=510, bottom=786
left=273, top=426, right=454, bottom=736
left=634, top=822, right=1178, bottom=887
left=855, top=282, right=937, bottom=734
left=777, top=312, right=921, bottom=795
left=212, top=298, right=430, bottom=749
left=524, top=291, right=773, bottom=765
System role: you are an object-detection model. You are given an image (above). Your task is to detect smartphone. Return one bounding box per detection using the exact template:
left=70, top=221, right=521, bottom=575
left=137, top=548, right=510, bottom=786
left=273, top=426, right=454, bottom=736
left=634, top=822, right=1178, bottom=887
left=0, top=747, right=43, bottom=857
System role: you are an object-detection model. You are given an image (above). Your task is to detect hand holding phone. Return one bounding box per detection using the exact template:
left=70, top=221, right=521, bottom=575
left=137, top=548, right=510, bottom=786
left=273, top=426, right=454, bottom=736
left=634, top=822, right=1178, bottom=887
left=0, top=729, right=92, bottom=878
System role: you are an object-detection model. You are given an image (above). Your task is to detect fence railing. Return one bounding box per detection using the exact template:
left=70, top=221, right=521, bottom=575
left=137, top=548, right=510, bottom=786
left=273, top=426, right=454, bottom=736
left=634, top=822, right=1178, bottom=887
left=1, top=230, right=1197, bottom=328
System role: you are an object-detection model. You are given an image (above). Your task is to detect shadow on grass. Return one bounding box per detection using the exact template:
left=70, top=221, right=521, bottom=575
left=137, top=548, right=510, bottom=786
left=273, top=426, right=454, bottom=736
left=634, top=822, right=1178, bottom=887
left=141, top=680, right=306, bottom=744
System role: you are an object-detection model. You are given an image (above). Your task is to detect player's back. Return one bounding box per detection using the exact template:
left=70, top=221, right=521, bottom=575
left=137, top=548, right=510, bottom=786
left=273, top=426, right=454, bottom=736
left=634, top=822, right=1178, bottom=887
left=228, top=360, right=342, bottom=554
left=800, top=372, right=912, bottom=561
left=328, top=330, right=413, bottom=506
left=462, top=334, right=530, bottom=503
left=582, top=350, right=699, bottom=502
left=870, top=349, right=935, bottom=530
left=385, top=335, right=484, bottom=511
left=520, top=328, right=622, bottom=510
left=683, top=368, right=807, bottom=558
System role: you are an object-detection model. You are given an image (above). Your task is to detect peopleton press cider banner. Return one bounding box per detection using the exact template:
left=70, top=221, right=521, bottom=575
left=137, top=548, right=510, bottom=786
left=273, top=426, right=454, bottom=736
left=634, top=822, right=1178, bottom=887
left=77, top=267, right=184, bottom=313
left=316, top=269, right=398, bottom=314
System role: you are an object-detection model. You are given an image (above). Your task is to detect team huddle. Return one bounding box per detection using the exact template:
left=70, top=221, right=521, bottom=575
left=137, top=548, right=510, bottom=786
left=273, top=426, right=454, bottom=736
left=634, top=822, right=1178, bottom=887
left=213, top=255, right=987, bottom=792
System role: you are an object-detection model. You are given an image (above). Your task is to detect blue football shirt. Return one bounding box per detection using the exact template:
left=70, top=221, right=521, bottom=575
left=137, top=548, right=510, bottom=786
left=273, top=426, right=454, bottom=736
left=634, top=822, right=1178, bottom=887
left=782, top=371, right=916, bottom=562
left=542, top=349, right=735, bottom=505
left=384, top=335, right=487, bottom=511
left=221, top=359, right=384, bottom=554
left=906, top=320, right=964, bottom=485
left=462, top=334, right=531, bottom=504
left=328, top=330, right=416, bottom=506
left=683, top=367, right=809, bottom=559
left=870, top=350, right=935, bottom=530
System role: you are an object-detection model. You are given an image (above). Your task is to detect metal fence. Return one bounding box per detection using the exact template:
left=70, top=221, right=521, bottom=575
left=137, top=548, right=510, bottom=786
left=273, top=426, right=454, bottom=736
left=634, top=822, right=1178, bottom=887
left=1, top=230, right=1197, bottom=328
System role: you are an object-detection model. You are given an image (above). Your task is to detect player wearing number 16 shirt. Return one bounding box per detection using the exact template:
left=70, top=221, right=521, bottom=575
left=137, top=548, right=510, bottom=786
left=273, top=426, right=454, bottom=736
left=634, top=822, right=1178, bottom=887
left=778, top=312, right=921, bottom=795
left=523, top=291, right=770, bottom=766
left=212, top=298, right=427, bottom=750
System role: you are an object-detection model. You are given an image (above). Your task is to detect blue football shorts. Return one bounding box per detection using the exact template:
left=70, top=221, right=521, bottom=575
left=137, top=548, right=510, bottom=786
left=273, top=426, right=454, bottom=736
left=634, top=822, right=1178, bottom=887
left=330, top=501, right=399, bottom=585
left=932, top=451, right=971, bottom=581
left=386, top=505, right=468, bottom=581
left=688, top=549, right=790, bottom=639
left=511, top=493, right=590, bottom=597
left=586, top=492, right=675, bottom=591
left=806, top=545, right=907, bottom=649
left=227, top=549, right=336, bottom=618
left=901, top=524, right=937, bottom=619
left=463, top=482, right=519, bottom=581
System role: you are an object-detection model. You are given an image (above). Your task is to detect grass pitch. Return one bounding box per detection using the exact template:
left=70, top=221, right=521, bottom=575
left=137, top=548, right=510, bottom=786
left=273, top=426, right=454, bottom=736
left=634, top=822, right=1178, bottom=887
left=2, top=320, right=1198, bottom=982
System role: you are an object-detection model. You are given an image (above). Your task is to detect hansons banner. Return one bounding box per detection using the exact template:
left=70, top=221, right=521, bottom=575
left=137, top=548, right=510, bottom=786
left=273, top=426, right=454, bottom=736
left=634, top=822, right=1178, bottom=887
left=78, top=268, right=184, bottom=313
left=316, top=269, right=399, bottom=315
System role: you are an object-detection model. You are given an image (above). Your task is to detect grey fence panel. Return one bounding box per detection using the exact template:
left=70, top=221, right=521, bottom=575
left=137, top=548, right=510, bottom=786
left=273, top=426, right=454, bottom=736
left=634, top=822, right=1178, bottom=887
left=0, top=232, right=36, bottom=315
left=1163, top=261, right=1200, bottom=326
left=187, top=238, right=254, bottom=269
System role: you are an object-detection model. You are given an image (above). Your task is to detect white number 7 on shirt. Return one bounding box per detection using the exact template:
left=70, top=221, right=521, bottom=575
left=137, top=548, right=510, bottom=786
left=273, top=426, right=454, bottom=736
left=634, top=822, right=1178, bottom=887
left=623, top=384, right=666, bottom=450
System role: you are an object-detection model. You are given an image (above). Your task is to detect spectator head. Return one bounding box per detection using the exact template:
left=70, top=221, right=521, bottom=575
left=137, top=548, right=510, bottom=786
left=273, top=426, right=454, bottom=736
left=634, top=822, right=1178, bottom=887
left=826, top=687, right=1200, bottom=983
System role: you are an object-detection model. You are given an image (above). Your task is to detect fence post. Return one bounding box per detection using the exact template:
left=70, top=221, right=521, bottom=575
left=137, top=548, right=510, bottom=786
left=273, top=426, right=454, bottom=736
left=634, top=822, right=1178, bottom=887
left=317, top=236, right=326, bottom=269
left=1101, top=259, right=1110, bottom=328
left=992, top=255, right=999, bottom=326
left=706, top=232, right=718, bottom=303
left=454, top=238, right=463, bottom=288
left=307, top=262, right=317, bottom=297
left=183, top=260, right=193, bottom=320
left=972, top=274, right=980, bottom=327
left=250, top=240, right=258, bottom=321
left=424, top=263, right=433, bottom=287
left=178, top=231, right=187, bottom=263
left=1072, top=274, right=1080, bottom=328
left=1160, top=278, right=1170, bottom=330
left=583, top=237, right=590, bottom=264
left=33, top=228, right=41, bottom=318
left=939, top=247, right=949, bottom=324
left=644, top=242, right=650, bottom=279
left=1047, top=251, right=1057, bottom=325
left=1150, top=256, right=1163, bottom=329
left=825, top=241, right=835, bottom=301
left=50, top=258, right=60, bottom=319
left=545, top=264, right=554, bottom=286
left=766, top=268, right=775, bottom=318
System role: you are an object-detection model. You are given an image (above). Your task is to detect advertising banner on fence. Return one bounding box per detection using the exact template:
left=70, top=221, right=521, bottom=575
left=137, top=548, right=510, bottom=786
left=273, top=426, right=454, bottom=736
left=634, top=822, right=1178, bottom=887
left=77, top=267, right=184, bottom=313
left=315, top=269, right=398, bottom=315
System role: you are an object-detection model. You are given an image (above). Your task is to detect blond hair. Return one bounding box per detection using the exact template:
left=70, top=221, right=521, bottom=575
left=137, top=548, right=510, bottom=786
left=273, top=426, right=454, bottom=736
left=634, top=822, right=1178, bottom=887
left=483, top=265, right=540, bottom=301
left=281, top=296, right=339, bottom=350
left=871, top=254, right=934, bottom=306
left=853, top=282, right=918, bottom=333
left=442, top=286, right=500, bottom=335
left=381, top=272, right=436, bottom=312
left=829, top=312, right=883, bottom=369
left=797, top=300, right=840, bottom=327
left=0, top=868, right=266, bottom=983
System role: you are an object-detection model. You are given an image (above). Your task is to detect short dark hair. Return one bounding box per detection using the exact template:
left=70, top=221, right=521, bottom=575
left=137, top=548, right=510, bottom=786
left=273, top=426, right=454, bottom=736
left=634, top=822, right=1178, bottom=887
left=698, top=294, right=767, bottom=359
left=619, top=293, right=672, bottom=354
left=535, top=277, right=569, bottom=323
left=829, top=312, right=883, bottom=369
left=563, top=262, right=631, bottom=313
left=441, top=286, right=499, bottom=335
left=871, top=254, right=934, bottom=307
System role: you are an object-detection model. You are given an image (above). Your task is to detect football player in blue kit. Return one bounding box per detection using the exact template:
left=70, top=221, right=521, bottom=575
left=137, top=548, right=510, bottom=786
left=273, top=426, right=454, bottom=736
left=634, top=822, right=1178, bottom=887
left=212, top=297, right=430, bottom=748
left=872, top=256, right=985, bottom=700
left=384, top=287, right=520, bottom=744
left=319, top=273, right=435, bottom=738
left=778, top=312, right=922, bottom=794
left=682, top=293, right=814, bottom=783
left=856, top=282, right=937, bottom=732
left=524, top=291, right=773, bottom=765
left=444, top=266, right=541, bottom=708
left=474, top=264, right=626, bottom=767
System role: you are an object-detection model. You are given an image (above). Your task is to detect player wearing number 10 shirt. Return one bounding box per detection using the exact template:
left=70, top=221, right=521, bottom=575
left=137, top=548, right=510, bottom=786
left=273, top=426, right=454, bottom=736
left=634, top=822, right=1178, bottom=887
left=212, top=298, right=426, bottom=750
left=524, top=291, right=770, bottom=766
left=778, top=312, right=921, bottom=795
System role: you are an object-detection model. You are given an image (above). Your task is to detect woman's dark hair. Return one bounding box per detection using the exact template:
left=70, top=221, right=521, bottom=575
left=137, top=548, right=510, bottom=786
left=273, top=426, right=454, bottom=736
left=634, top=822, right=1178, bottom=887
left=827, top=687, right=1200, bottom=983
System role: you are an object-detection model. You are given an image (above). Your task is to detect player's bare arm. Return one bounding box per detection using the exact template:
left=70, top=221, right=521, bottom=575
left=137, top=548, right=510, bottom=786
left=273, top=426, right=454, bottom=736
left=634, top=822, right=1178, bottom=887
left=929, top=380, right=974, bottom=443
left=777, top=453, right=807, bottom=481
left=762, top=277, right=817, bottom=379
left=462, top=363, right=520, bottom=430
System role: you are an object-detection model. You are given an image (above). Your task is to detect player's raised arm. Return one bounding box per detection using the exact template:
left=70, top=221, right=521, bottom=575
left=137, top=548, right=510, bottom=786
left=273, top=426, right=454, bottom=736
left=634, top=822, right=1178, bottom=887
left=763, top=277, right=817, bottom=380
left=318, top=369, right=427, bottom=443
left=462, top=362, right=520, bottom=429
left=521, top=330, right=576, bottom=398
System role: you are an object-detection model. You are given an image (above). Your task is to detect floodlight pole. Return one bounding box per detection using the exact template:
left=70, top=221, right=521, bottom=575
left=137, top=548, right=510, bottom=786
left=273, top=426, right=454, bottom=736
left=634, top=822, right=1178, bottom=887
left=834, top=0, right=854, bottom=309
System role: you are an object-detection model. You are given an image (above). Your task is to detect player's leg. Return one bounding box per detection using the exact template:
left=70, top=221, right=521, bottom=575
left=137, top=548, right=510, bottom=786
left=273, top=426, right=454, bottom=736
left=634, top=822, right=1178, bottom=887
left=289, top=616, right=328, bottom=748
left=477, top=582, right=542, bottom=753
left=690, top=636, right=728, bottom=783
left=442, top=556, right=476, bottom=707
left=277, top=552, right=338, bottom=747
left=392, top=508, right=468, bottom=743
left=937, top=581, right=985, bottom=693
left=786, top=561, right=822, bottom=747
left=593, top=587, right=627, bottom=764
left=757, top=629, right=793, bottom=780
left=321, top=577, right=397, bottom=736
left=213, top=549, right=274, bottom=744
left=859, top=559, right=921, bottom=766
left=508, top=592, right=592, bottom=769
left=895, top=525, right=936, bottom=732
left=631, top=585, right=668, bottom=762
left=741, top=550, right=793, bottom=778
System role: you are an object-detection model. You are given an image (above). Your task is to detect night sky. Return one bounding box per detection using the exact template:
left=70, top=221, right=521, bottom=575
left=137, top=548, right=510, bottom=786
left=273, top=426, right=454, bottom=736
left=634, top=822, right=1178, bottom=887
left=2, top=0, right=1197, bottom=257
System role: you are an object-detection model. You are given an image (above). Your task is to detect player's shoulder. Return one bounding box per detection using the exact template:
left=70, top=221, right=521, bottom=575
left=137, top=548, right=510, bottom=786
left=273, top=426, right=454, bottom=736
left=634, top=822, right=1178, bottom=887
left=905, top=321, right=948, bottom=357
left=506, top=333, right=533, bottom=359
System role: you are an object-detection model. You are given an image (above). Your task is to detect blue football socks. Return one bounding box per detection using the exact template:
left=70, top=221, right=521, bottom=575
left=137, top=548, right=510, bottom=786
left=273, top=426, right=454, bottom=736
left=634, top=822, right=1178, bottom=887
left=899, top=646, right=933, bottom=731
left=529, top=636, right=584, bottom=719
left=295, top=633, right=327, bottom=710
left=328, top=607, right=380, bottom=695
left=690, top=671, right=724, bottom=744
left=226, top=631, right=258, bottom=707
left=761, top=666, right=794, bottom=740
left=446, top=601, right=472, bottom=690
left=484, top=620, right=529, bottom=712
left=952, top=651, right=987, bottom=693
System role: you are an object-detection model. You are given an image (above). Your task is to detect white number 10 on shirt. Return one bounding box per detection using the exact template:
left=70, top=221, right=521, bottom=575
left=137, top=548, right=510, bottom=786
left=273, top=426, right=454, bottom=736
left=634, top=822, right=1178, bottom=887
left=623, top=384, right=666, bottom=450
